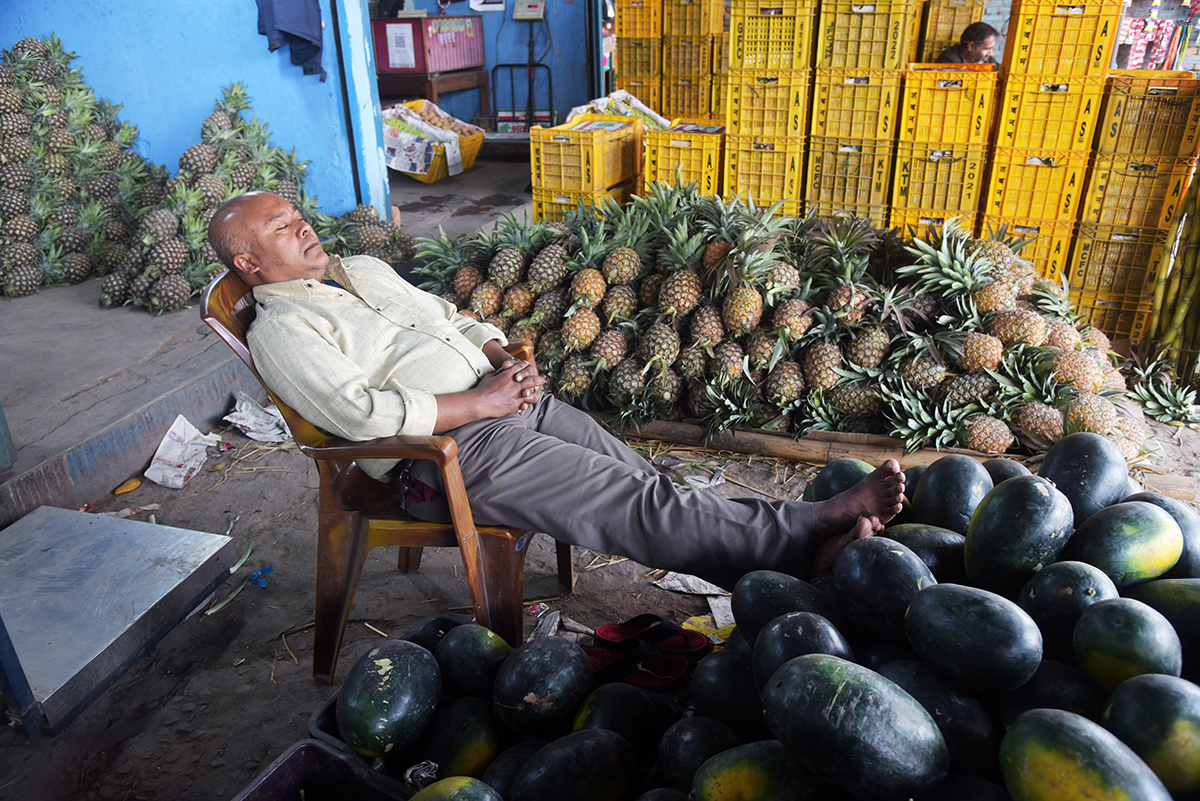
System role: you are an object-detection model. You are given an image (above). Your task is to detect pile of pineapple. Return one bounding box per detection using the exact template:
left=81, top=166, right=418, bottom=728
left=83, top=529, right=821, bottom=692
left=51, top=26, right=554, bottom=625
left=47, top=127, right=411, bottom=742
left=414, top=184, right=1155, bottom=461
left=0, top=35, right=157, bottom=298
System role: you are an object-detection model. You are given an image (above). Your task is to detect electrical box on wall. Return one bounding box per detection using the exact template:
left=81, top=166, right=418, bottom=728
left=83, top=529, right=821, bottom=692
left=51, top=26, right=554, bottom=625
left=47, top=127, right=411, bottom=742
left=513, top=0, right=546, bottom=20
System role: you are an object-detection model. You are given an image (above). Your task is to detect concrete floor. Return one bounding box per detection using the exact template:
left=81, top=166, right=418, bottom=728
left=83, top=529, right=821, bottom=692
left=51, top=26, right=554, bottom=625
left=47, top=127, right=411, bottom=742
left=0, top=157, right=532, bottom=527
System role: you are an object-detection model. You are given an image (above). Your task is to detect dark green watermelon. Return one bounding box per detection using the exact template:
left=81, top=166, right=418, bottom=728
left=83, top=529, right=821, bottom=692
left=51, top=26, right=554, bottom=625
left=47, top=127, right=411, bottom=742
left=493, top=637, right=592, bottom=738
left=656, top=716, right=742, bottom=793
left=386, top=696, right=503, bottom=779
left=989, top=659, right=1107, bottom=726
left=964, top=475, right=1074, bottom=595
left=762, top=654, right=949, bottom=800
left=1122, top=578, right=1200, bottom=681
left=808, top=457, right=875, bottom=501
left=1126, top=491, right=1200, bottom=579
left=434, top=623, right=513, bottom=698
left=1102, top=673, right=1200, bottom=795
left=752, top=611, right=854, bottom=689
left=878, top=659, right=1000, bottom=775
left=692, top=740, right=839, bottom=801
left=831, top=535, right=936, bottom=642
left=1063, top=501, right=1183, bottom=587
left=691, top=650, right=772, bottom=742
left=911, top=454, right=993, bottom=535
left=904, top=463, right=928, bottom=501
left=409, top=777, right=503, bottom=800
left=983, top=457, right=1032, bottom=485
left=509, top=729, right=636, bottom=801
left=905, top=584, right=1043, bottom=694
left=730, top=570, right=848, bottom=641
left=335, top=639, right=442, bottom=757
left=1017, top=561, right=1120, bottom=662
left=572, top=683, right=664, bottom=768
left=923, top=773, right=1012, bottom=801
left=859, top=641, right=920, bottom=671
left=480, top=739, right=546, bottom=798
left=1073, top=597, right=1182, bottom=691
left=884, top=523, right=967, bottom=584
left=1037, top=432, right=1130, bottom=527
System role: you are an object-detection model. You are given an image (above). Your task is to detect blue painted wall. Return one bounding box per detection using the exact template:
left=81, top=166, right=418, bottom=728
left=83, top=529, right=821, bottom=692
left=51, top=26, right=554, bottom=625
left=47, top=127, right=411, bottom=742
left=0, top=0, right=388, bottom=215
left=396, top=0, right=596, bottom=127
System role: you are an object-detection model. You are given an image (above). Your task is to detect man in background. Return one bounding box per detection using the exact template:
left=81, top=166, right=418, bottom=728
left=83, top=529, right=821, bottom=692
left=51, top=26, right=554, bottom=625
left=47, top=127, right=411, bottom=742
left=936, top=22, right=1000, bottom=65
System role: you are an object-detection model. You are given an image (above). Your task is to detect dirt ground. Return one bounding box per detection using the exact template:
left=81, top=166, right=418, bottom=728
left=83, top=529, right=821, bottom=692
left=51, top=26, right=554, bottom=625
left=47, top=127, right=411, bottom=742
left=1, top=414, right=1198, bottom=801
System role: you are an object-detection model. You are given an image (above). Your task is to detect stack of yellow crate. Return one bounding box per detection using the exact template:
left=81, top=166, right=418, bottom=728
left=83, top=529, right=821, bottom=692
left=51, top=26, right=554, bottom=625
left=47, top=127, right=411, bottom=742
left=530, top=115, right=645, bottom=221
left=1067, top=70, right=1200, bottom=340
left=615, top=0, right=665, bottom=110
left=918, top=0, right=985, bottom=61
left=661, top=0, right=722, bottom=122
left=806, top=0, right=915, bottom=225
left=983, top=0, right=1122, bottom=280
left=710, top=31, right=730, bottom=125
left=889, top=63, right=997, bottom=232
left=722, top=0, right=814, bottom=215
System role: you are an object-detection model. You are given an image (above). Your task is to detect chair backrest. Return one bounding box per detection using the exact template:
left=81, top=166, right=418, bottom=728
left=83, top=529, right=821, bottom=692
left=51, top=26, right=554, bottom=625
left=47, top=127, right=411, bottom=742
left=199, top=270, right=338, bottom=450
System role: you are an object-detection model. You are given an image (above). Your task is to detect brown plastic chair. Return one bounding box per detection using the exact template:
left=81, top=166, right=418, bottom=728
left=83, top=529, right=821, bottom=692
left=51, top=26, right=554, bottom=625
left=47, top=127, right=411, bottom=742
left=200, top=269, right=574, bottom=683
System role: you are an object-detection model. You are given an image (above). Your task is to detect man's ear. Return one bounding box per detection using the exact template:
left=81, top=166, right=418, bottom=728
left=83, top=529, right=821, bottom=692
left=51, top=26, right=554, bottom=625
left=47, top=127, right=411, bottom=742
left=232, top=252, right=258, bottom=276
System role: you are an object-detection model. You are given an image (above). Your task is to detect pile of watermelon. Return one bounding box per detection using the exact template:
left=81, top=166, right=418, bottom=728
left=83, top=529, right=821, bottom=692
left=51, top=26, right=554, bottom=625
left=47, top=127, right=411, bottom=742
left=327, top=430, right=1200, bottom=801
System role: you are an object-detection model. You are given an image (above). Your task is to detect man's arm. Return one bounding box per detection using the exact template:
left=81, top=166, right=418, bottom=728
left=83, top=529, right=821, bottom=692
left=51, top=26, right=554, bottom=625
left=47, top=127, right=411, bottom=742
left=432, top=339, right=544, bottom=432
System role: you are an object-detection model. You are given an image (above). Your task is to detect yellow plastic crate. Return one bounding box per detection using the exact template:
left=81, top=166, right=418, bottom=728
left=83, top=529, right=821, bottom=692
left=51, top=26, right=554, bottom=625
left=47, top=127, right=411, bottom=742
left=1068, top=223, right=1166, bottom=297
left=712, top=77, right=727, bottom=118
left=663, top=35, right=715, bottom=75
left=392, top=100, right=485, bottom=184
left=901, top=64, right=998, bottom=145
left=616, top=76, right=663, bottom=111
left=981, top=214, right=1074, bottom=281
left=532, top=181, right=638, bottom=222
left=616, top=0, right=663, bottom=37
left=1081, top=156, right=1195, bottom=229
left=997, top=74, right=1106, bottom=151
left=1098, top=71, right=1200, bottom=158
left=920, top=0, right=985, bottom=61
left=531, top=114, right=645, bottom=192
left=725, top=69, right=811, bottom=136
left=1071, top=289, right=1155, bottom=340
left=807, top=199, right=891, bottom=226
left=906, top=2, right=922, bottom=63
left=716, top=32, right=730, bottom=73
left=730, top=6, right=815, bottom=71
left=724, top=134, right=806, bottom=207
left=889, top=207, right=978, bottom=234
left=984, top=148, right=1088, bottom=221
left=1003, top=0, right=1121, bottom=77
left=663, top=0, right=724, bottom=36
left=662, top=76, right=713, bottom=120
left=815, top=0, right=914, bottom=70
left=646, top=123, right=725, bottom=194
left=812, top=69, right=902, bottom=140
left=615, top=38, right=663, bottom=76
left=807, top=135, right=895, bottom=207
left=891, top=142, right=986, bottom=212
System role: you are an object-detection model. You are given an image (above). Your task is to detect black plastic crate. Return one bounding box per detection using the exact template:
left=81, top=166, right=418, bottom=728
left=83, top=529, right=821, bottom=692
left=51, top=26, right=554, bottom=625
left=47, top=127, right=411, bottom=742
left=231, top=740, right=408, bottom=801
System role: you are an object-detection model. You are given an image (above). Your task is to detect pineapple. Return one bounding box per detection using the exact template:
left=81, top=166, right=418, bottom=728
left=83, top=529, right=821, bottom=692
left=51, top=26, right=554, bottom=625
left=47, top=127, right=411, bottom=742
left=1063, top=392, right=1119, bottom=435
left=590, top=329, right=628, bottom=370
left=527, top=241, right=568, bottom=294
left=695, top=195, right=744, bottom=273
left=1051, top=349, right=1103, bottom=393
left=972, top=278, right=1019, bottom=313
left=939, top=372, right=997, bottom=408
left=804, top=342, right=843, bottom=391
left=570, top=267, right=607, bottom=310
left=500, top=283, right=536, bottom=319
left=765, top=361, right=805, bottom=407
left=470, top=281, right=503, bottom=318
left=452, top=264, right=484, bottom=301
left=1015, top=402, right=1065, bottom=448
left=556, top=353, right=594, bottom=399
left=4, top=263, right=41, bottom=296
left=961, top=415, right=1015, bottom=453
left=899, top=223, right=992, bottom=301
left=745, top=327, right=777, bottom=375
left=1045, top=322, right=1082, bottom=351
left=2, top=213, right=38, bottom=242
left=146, top=238, right=189, bottom=274
left=488, top=246, right=525, bottom=289
left=603, top=246, right=641, bottom=286
left=989, top=309, right=1048, bottom=347
left=642, top=320, right=682, bottom=376
left=676, top=344, right=709, bottom=384
left=1083, top=327, right=1111, bottom=353
left=562, top=308, right=601, bottom=352
left=179, top=143, right=218, bottom=174
left=900, top=352, right=945, bottom=389
left=639, top=274, right=664, bottom=308
left=138, top=208, right=180, bottom=246
left=529, top=285, right=572, bottom=330
left=958, top=332, right=1004, bottom=373
left=709, top=341, right=746, bottom=386
left=60, top=252, right=91, bottom=283
left=828, top=381, right=883, bottom=418
left=505, top=322, right=541, bottom=348
left=608, top=357, right=647, bottom=405
left=690, top=304, right=725, bottom=349
left=98, top=270, right=129, bottom=307
left=846, top=326, right=890, bottom=370
left=773, top=298, right=812, bottom=341
left=656, top=221, right=705, bottom=319
left=718, top=238, right=776, bottom=336
left=600, top=283, right=638, bottom=324
left=148, top=273, right=193, bottom=312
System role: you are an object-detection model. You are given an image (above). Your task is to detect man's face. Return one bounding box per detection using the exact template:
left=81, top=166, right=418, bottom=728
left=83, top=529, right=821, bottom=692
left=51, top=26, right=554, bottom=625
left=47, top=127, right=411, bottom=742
left=965, top=35, right=997, bottom=63
left=230, top=193, right=328, bottom=284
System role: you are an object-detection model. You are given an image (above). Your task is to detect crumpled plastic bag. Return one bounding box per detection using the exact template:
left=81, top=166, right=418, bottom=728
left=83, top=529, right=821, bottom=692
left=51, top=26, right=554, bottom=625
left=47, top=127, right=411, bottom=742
left=144, top=414, right=222, bottom=488
left=223, top=391, right=289, bottom=442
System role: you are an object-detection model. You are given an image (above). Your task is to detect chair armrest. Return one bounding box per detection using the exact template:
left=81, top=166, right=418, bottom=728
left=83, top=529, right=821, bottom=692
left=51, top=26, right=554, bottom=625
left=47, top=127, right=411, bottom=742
left=300, top=433, right=458, bottom=467
left=503, top=339, right=534, bottom=363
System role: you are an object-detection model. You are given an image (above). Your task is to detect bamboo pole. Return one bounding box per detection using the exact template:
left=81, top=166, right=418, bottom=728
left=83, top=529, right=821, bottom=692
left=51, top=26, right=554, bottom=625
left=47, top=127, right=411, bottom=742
left=1151, top=210, right=1185, bottom=342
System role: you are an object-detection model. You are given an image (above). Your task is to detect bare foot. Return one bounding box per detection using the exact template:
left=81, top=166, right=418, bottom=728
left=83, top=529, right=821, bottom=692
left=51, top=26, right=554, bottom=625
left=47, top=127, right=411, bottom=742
left=811, top=516, right=876, bottom=577
left=811, top=459, right=905, bottom=538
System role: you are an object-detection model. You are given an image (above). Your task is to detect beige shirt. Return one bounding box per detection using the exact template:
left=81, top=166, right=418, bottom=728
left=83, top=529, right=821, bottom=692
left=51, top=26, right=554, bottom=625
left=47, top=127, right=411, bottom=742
left=248, top=254, right=507, bottom=479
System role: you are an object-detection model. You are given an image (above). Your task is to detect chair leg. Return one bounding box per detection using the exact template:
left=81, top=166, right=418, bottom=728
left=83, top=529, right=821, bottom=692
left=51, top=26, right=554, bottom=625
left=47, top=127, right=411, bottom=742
left=313, top=466, right=372, bottom=684
left=554, top=539, right=576, bottom=592
left=397, top=546, right=424, bottom=574
left=471, top=530, right=527, bottom=646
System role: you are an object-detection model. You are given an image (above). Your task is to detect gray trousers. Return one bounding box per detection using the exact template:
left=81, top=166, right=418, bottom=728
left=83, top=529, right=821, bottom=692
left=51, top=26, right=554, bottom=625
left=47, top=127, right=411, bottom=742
left=402, top=395, right=816, bottom=586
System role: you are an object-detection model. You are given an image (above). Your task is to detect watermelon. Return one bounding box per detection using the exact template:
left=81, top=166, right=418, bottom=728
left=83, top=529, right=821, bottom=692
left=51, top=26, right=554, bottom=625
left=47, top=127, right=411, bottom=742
left=1102, top=673, right=1200, bottom=795
left=410, top=777, right=503, bottom=801
left=480, top=739, right=546, bottom=798
left=807, top=457, right=875, bottom=501
left=692, top=740, right=839, bottom=801
left=884, top=523, right=967, bottom=584
left=905, top=584, right=1042, bottom=694
left=859, top=641, right=920, bottom=671
left=923, top=774, right=1012, bottom=801
left=1125, top=491, right=1200, bottom=578
left=335, top=639, right=442, bottom=757
left=387, top=696, right=503, bottom=779
left=434, top=623, right=513, bottom=698
left=911, top=454, right=993, bottom=534
left=1016, top=560, right=1120, bottom=661
left=989, top=660, right=1107, bottom=726
left=1122, top=578, right=1200, bottom=681
left=999, top=709, right=1171, bottom=801
left=572, top=683, right=664, bottom=767
left=762, top=654, right=949, bottom=800
left=752, top=611, right=854, bottom=689
left=983, top=457, right=1032, bottom=484
left=493, top=637, right=592, bottom=738
left=964, top=475, right=1074, bottom=595
left=730, top=570, right=848, bottom=641
left=877, top=659, right=1000, bottom=775
left=634, top=791, right=689, bottom=801
left=656, top=716, right=742, bottom=793
left=1063, top=501, right=1183, bottom=587
left=691, top=649, right=772, bottom=741
left=1073, top=597, right=1182, bottom=691
left=904, top=463, right=928, bottom=501
left=831, top=535, right=936, bottom=642
left=509, top=729, right=636, bottom=801
left=1037, top=432, right=1129, bottom=527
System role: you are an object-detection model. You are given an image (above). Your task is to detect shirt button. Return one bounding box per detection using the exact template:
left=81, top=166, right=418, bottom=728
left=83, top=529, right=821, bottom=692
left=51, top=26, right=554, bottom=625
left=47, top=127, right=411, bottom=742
left=445, top=337, right=450, bottom=341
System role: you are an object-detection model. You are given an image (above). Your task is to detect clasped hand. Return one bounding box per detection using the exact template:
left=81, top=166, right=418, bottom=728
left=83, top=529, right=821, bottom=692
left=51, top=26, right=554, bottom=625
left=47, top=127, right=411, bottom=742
left=477, top=358, right=545, bottom=414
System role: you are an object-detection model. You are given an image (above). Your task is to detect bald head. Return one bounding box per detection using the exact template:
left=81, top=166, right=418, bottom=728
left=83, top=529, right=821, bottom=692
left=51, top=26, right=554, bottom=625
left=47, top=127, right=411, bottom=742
left=208, top=191, right=270, bottom=270
left=208, top=192, right=328, bottom=286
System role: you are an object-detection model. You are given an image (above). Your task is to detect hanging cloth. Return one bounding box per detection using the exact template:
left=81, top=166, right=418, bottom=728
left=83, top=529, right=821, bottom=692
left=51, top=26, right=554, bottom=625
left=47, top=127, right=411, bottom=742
left=257, top=0, right=328, bottom=81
